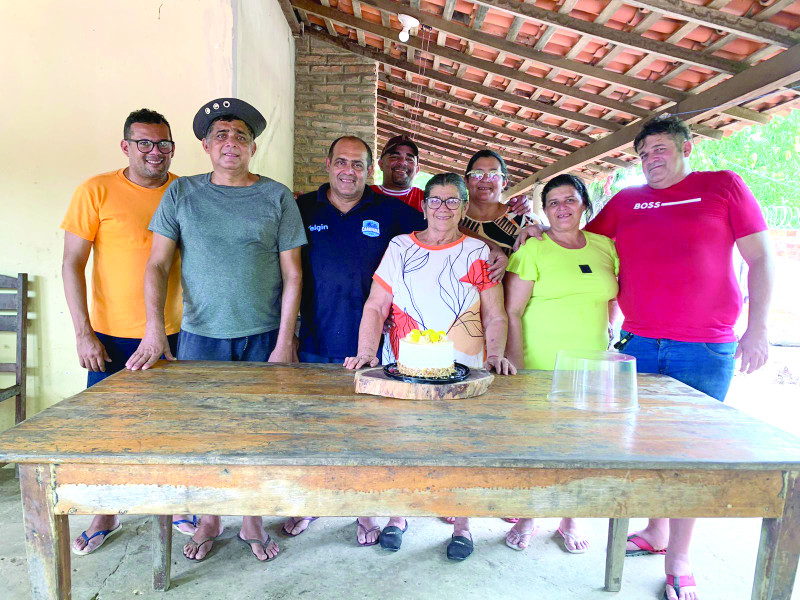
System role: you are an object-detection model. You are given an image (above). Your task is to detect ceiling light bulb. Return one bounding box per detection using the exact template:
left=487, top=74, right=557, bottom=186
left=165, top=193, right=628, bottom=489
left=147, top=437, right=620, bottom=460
left=397, top=14, right=419, bottom=43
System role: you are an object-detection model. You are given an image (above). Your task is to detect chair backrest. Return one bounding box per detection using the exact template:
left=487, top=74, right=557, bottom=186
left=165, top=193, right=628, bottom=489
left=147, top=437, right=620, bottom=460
left=0, top=273, right=28, bottom=425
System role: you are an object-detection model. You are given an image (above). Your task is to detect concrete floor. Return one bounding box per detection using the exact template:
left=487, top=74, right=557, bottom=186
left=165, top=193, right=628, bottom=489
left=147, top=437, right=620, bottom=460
left=1, top=348, right=798, bottom=600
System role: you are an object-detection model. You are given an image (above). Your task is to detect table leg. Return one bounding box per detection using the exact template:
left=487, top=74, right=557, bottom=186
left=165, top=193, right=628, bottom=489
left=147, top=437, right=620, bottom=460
left=19, top=464, right=71, bottom=600
left=752, top=471, right=800, bottom=600
left=605, top=517, right=629, bottom=592
left=152, top=516, right=172, bottom=592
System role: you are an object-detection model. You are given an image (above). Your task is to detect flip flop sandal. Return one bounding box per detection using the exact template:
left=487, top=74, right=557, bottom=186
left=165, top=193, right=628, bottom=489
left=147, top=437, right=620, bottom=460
left=183, top=536, right=220, bottom=562
left=355, top=519, right=381, bottom=546
left=664, top=574, right=696, bottom=600
left=447, top=534, right=474, bottom=561
left=238, top=534, right=279, bottom=562
left=72, top=523, right=123, bottom=556
left=172, top=515, right=199, bottom=535
left=556, top=527, right=589, bottom=554
left=281, top=516, right=319, bottom=537
left=505, top=525, right=538, bottom=551
left=379, top=520, right=409, bottom=551
left=626, top=533, right=667, bottom=557
left=502, top=518, right=519, bottom=523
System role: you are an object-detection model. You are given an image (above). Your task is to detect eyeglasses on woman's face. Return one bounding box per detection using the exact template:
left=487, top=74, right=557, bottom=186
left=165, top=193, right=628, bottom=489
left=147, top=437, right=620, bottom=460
left=465, top=169, right=504, bottom=182
left=425, top=196, right=463, bottom=210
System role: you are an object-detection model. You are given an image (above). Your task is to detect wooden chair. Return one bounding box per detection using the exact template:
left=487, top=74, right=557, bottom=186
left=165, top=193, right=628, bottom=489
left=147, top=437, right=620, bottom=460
left=0, top=273, right=28, bottom=428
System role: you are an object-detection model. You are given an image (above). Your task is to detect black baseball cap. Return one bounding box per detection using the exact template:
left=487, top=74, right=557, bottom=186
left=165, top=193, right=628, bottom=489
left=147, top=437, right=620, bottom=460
left=192, top=98, right=267, bottom=140
left=380, top=135, right=419, bottom=158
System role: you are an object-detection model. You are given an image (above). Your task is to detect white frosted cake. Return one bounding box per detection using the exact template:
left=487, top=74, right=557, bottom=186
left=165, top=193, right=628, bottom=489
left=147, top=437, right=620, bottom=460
left=397, top=329, right=455, bottom=378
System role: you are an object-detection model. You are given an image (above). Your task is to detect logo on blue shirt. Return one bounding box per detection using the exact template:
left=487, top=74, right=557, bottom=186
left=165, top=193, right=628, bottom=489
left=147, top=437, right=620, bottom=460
left=362, top=220, right=380, bottom=237
left=309, top=224, right=328, bottom=233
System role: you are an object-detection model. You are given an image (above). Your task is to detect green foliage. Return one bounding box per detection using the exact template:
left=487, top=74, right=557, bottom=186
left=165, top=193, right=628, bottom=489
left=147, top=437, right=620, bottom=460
left=689, top=110, right=800, bottom=211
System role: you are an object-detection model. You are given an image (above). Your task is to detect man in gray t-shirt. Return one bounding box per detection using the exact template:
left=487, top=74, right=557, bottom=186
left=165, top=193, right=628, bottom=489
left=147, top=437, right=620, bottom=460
left=126, top=97, right=306, bottom=563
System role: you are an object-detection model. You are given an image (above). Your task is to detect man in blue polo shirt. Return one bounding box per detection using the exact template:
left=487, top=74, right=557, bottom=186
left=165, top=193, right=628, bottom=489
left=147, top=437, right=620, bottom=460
left=283, top=136, right=423, bottom=542
left=295, top=135, right=424, bottom=365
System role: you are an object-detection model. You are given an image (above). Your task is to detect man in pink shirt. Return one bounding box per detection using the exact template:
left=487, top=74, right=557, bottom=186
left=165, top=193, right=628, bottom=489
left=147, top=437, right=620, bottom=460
left=586, top=116, right=773, bottom=600
left=521, top=115, right=773, bottom=600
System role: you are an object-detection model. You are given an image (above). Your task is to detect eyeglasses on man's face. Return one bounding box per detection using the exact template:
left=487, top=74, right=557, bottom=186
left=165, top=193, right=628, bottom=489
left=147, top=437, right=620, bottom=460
left=425, top=196, right=463, bottom=210
left=466, top=169, right=504, bottom=182
left=126, top=139, right=175, bottom=154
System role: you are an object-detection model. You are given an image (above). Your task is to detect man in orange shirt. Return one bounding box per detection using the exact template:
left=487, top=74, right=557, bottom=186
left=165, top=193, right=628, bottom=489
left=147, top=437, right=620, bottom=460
left=60, top=108, right=189, bottom=555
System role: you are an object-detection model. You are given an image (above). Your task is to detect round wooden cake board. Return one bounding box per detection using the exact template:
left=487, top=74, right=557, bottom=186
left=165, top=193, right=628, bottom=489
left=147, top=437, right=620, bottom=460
left=354, top=367, right=495, bottom=400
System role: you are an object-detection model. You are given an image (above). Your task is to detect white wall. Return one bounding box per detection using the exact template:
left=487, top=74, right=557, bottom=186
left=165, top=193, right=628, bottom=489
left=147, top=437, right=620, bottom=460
left=0, top=0, right=295, bottom=428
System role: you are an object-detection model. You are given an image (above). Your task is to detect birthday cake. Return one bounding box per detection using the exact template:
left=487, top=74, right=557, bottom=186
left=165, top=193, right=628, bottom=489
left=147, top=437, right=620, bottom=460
left=397, top=329, right=455, bottom=378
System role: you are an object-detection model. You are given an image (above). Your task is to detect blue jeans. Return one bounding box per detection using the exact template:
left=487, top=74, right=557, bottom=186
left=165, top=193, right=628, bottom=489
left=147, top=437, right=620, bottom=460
left=87, top=332, right=179, bottom=388
left=619, top=330, right=736, bottom=402
left=177, top=329, right=278, bottom=361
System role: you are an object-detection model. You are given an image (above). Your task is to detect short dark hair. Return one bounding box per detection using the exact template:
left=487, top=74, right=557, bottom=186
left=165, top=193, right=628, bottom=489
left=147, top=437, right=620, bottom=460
left=204, top=115, right=255, bottom=141
left=541, top=174, right=593, bottom=220
left=424, top=173, right=469, bottom=204
left=123, top=108, right=171, bottom=140
left=633, top=115, right=692, bottom=153
left=327, top=136, right=373, bottom=169
left=465, top=149, right=508, bottom=180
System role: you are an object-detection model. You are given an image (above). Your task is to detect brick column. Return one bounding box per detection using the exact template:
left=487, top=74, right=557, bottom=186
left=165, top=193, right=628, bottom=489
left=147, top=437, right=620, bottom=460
left=294, top=36, right=377, bottom=195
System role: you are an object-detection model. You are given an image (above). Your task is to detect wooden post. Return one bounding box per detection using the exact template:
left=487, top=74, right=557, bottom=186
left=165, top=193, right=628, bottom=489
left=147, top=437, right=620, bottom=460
left=605, top=517, right=629, bottom=592
left=16, top=272, right=28, bottom=425
left=752, top=471, right=800, bottom=599
left=152, top=516, right=172, bottom=592
left=19, top=464, right=71, bottom=600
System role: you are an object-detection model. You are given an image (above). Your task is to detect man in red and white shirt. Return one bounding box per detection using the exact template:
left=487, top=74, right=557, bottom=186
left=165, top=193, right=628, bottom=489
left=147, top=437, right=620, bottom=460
left=370, top=134, right=424, bottom=211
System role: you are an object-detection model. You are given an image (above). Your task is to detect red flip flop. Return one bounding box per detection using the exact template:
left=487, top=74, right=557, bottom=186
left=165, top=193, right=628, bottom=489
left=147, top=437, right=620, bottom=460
left=626, top=533, right=667, bottom=557
left=664, top=574, right=696, bottom=600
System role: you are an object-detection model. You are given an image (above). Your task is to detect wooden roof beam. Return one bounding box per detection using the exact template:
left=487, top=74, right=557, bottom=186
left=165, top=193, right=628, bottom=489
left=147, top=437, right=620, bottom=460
left=277, top=0, right=302, bottom=35
left=753, top=0, right=796, bottom=22
left=351, top=0, right=686, bottom=102
left=506, top=43, right=800, bottom=195
left=468, top=0, right=744, bottom=74
left=378, top=89, right=574, bottom=160
left=378, top=122, right=542, bottom=172
left=379, top=87, right=577, bottom=154
left=376, top=101, right=563, bottom=161
left=293, top=0, right=652, bottom=118
left=377, top=111, right=551, bottom=168
left=378, top=72, right=594, bottom=144
left=624, top=0, right=799, bottom=48
left=306, top=28, right=621, bottom=134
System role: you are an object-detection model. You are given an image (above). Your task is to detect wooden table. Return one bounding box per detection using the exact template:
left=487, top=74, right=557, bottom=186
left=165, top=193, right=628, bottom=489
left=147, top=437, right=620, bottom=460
left=0, top=362, right=798, bottom=599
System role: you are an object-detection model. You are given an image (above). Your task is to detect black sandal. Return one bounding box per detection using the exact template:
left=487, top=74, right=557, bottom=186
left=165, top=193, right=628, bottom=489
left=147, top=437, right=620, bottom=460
left=379, top=520, right=409, bottom=551
left=446, top=533, right=473, bottom=561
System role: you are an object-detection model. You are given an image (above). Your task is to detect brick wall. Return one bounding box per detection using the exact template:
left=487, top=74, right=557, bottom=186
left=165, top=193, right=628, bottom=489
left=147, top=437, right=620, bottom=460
left=294, top=36, right=377, bottom=195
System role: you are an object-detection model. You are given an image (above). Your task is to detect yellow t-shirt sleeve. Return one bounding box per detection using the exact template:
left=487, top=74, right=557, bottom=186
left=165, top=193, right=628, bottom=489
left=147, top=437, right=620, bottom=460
left=507, top=240, right=540, bottom=282
left=61, top=183, right=100, bottom=241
